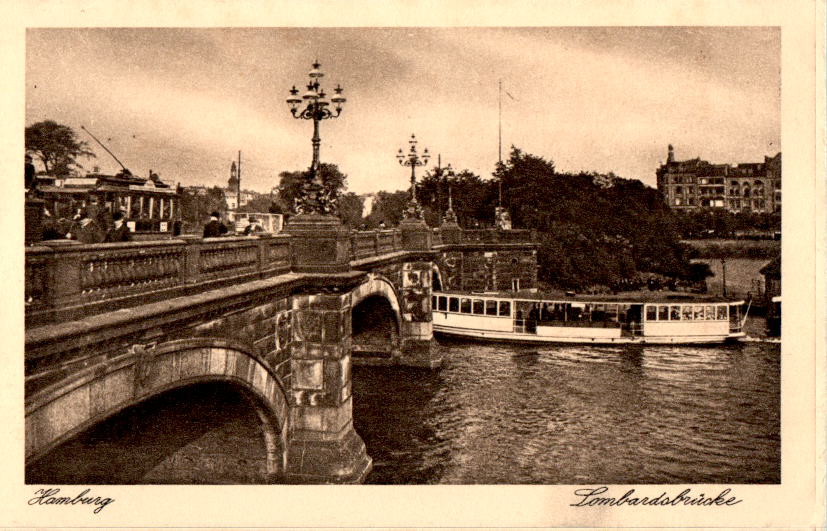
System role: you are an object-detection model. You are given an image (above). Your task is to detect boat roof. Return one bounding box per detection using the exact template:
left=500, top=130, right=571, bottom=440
left=435, top=289, right=743, bottom=304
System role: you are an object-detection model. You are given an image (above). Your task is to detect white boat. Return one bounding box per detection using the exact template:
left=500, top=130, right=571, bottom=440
left=431, top=290, right=747, bottom=345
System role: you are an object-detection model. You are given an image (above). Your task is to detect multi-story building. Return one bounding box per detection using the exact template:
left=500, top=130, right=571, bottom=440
left=656, top=145, right=781, bottom=214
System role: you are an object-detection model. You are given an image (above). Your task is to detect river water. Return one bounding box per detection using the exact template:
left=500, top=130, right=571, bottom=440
left=27, top=318, right=779, bottom=485
left=353, top=317, right=780, bottom=484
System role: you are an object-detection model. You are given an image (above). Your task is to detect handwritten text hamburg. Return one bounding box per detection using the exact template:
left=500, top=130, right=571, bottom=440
left=29, top=488, right=114, bottom=514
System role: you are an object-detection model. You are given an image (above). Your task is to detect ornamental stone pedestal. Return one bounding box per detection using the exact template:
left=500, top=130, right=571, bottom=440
left=282, top=213, right=372, bottom=483
left=398, top=219, right=442, bottom=369
left=285, top=214, right=352, bottom=274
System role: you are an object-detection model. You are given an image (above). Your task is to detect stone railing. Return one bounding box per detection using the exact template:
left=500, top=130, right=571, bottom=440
left=458, top=228, right=536, bottom=243
left=26, top=224, right=536, bottom=327
left=25, top=234, right=292, bottom=326
left=349, top=229, right=403, bottom=260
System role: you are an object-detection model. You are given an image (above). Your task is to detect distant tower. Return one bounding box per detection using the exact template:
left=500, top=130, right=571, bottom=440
left=667, top=144, right=675, bottom=163
left=228, top=161, right=239, bottom=189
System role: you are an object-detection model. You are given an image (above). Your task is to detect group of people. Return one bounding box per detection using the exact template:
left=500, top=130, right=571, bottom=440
left=202, top=211, right=265, bottom=238
left=42, top=209, right=132, bottom=243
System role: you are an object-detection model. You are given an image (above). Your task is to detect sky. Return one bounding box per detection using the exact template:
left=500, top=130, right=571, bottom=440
left=25, top=27, right=780, bottom=194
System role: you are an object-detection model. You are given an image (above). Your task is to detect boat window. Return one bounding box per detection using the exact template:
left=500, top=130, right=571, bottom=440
left=449, top=297, right=459, bottom=312
left=705, top=305, right=714, bottom=320
left=682, top=306, right=693, bottom=320
left=460, top=298, right=471, bottom=314
left=645, top=305, right=657, bottom=321
left=730, top=305, right=740, bottom=323
left=716, top=305, right=727, bottom=320
left=432, top=296, right=437, bottom=309
left=693, top=306, right=704, bottom=320
left=617, top=304, right=629, bottom=323
left=438, top=296, right=448, bottom=311
left=485, top=300, right=498, bottom=316
left=473, top=299, right=484, bottom=315
left=670, top=305, right=681, bottom=320
left=499, top=301, right=511, bottom=317
left=658, top=305, right=669, bottom=321
left=605, top=304, right=618, bottom=322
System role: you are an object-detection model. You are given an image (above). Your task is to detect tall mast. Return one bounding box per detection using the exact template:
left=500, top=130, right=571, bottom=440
left=498, top=79, right=502, bottom=164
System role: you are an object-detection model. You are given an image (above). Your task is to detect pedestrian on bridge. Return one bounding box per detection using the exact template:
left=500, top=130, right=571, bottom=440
left=104, top=211, right=132, bottom=242
left=203, top=211, right=228, bottom=238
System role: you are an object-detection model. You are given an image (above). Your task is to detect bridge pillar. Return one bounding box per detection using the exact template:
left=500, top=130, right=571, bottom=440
left=285, top=214, right=351, bottom=273
left=399, top=220, right=442, bottom=368
left=285, top=291, right=372, bottom=483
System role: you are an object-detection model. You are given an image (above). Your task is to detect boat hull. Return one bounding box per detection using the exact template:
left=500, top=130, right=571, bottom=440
left=433, top=324, right=745, bottom=345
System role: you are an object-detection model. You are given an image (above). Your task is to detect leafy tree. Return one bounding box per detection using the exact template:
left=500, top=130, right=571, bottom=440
left=339, top=192, right=364, bottom=229
left=364, top=190, right=409, bottom=228
left=417, top=167, right=497, bottom=228
left=278, top=163, right=347, bottom=214
left=238, top=194, right=277, bottom=214
left=489, top=146, right=692, bottom=289
left=181, top=186, right=227, bottom=224
left=25, top=120, right=95, bottom=175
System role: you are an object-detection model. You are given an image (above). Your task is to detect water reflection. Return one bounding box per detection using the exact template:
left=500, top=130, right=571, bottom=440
left=352, top=319, right=780, bottom=484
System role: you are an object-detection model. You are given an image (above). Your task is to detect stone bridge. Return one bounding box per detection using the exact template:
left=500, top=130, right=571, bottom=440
left=25, top=215, right=537, bottom=483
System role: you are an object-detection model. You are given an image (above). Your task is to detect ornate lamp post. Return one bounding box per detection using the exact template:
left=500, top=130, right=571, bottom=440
left=437, top=163, right=458, bottom=225
left=286, top=61, right=346, bottom=215
left=396, top=134, right=430, bottom=220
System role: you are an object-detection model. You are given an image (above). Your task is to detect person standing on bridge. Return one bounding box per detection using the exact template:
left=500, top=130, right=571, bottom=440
left=243, top=217, right=265, bottom=235
left=203, top=211, right=228, bottom=238
left=104, top=211, right=132, bottom=242
left=67, top=209, right=103, bottom=244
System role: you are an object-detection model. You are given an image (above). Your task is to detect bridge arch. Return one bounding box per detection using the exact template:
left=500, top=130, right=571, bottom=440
left=25, top=338, right=289, bottom=482
left=350, top=274, right=403, bottom=361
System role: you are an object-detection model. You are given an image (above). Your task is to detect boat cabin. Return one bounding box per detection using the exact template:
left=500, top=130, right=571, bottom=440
left=431, top=291, right=745, bottom=344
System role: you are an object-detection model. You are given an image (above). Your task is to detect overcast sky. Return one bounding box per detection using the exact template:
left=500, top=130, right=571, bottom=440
left=26, top=27, right=780, bottom=194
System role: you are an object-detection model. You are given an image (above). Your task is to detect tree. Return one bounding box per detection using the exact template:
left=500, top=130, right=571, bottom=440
left=277, top=163, right=348, bottom=214
left=238, top=194, right=277, bottom=214
left=25, top=120, right=95, bottom=175
left=417, top=168, right=497, bottom=228
left=364, top=190, right=409, bottom=228
left=339, top=192, right=364, bottom=228
left=181, top=186, right=227, bottom=224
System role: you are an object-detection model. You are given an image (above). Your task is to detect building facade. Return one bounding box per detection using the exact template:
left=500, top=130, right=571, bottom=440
left=656, top=145, right=781, bottom=214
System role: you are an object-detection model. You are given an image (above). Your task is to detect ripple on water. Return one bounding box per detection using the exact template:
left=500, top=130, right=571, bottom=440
left=353, top=328, right=780, bottom=484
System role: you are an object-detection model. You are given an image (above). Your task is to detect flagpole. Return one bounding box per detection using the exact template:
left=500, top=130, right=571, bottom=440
left=498, top=79, right=502, bottom=164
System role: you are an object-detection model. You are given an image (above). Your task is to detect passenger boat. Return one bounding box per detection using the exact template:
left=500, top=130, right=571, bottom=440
left=431, top=290, right=747, bottom=344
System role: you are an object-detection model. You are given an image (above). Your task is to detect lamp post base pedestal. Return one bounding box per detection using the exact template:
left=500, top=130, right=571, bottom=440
left=285, top=214, right=351, bottom=274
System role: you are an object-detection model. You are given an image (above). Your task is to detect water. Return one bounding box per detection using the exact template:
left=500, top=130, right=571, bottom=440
left=353, top=317, right=780, bottom=484
left=28, top=318, right=779, bottom=485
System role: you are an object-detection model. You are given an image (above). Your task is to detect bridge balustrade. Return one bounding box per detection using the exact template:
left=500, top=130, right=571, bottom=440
left=25, top=235, right=292, bottom=326
left=26, top=226, right=535, bottom=326
left=460, top=228, right=535, bottom=243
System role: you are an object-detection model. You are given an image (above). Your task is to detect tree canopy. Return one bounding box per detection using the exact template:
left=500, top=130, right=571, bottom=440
left=277, top=163, right=347, bottom=214
left=416, top=166, right=497, bottom=228
left=25, top=120, right=95, bottom=176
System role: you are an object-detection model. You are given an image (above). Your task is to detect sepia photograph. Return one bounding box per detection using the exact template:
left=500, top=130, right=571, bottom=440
left=4, top=1, right=824, bottom=528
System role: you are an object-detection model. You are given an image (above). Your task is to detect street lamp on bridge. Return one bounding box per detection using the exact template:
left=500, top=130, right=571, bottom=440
left=286, top=61, right=346, bottom=215
left=396, top=134, right=430, bottom=220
